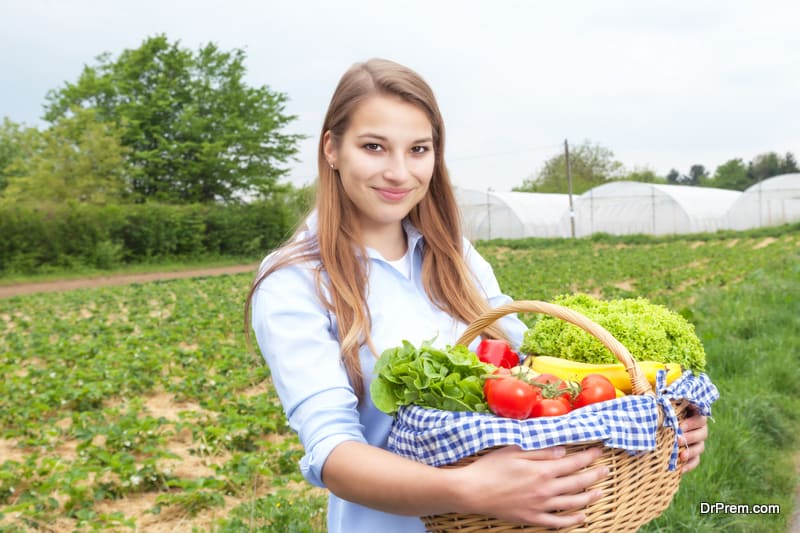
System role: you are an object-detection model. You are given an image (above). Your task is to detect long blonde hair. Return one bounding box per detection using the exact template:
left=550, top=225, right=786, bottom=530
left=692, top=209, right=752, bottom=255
left=245, top=58, right=507, bottom=400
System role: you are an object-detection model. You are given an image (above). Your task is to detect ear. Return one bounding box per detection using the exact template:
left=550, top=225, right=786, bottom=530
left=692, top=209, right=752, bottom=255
left=322, top=130, right=337, bottom=168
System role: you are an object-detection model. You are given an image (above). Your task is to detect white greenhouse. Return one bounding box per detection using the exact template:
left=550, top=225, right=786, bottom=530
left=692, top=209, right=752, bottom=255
left=560, top=181, right=742, bottom=237
left=723, top=173, right=800, bottom=230
left=454, top=188, right=570, bottom=240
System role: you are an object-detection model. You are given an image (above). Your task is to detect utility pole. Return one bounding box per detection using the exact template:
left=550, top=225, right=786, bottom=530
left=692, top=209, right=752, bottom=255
left=486, top=187, right=494, bottom=240
left=565, top=139, right=575, bottom=238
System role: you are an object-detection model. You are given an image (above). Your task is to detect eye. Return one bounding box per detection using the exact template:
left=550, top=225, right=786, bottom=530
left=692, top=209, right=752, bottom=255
left=363, top=143, right=383, bottom=152
left=411, top=145, right=432, bottom=154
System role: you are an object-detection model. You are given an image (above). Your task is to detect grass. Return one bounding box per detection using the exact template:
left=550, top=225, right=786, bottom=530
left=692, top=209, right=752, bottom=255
left=640, top=257, right=800, bottom=532
left=0, top=225, right=798, bottom=531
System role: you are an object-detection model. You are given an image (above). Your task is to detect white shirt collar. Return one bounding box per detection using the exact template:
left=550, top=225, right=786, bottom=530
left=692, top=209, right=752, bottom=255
left=301, top=210, right=425, bottom=262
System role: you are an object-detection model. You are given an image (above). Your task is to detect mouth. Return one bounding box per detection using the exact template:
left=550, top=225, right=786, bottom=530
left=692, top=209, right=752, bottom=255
left=374, top=187, right=412, bottom=201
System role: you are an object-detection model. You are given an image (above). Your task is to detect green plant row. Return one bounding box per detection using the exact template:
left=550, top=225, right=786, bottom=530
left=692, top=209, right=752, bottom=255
left=0, top=200, right=294, bottom=275
left=0, top=224, right=797, bottom=531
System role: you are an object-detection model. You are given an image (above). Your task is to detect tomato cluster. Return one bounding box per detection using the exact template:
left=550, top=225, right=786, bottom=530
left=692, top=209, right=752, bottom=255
left=475, top=339, right=617, bottom=419
left=484, top=370, right=616, bottom=420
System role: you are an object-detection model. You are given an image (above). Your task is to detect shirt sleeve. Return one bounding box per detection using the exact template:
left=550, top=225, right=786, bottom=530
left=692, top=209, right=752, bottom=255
left=251, top=264, right=367, bottom=488
left=462, top=238, right=528, bottom=351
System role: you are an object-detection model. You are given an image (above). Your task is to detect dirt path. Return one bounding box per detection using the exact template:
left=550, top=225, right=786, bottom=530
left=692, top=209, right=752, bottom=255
left=0, top=264, right=259, bottom=299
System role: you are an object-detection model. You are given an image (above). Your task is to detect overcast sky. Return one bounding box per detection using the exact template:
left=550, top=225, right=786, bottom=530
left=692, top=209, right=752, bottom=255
left=2, top=0, right=798, bottom=191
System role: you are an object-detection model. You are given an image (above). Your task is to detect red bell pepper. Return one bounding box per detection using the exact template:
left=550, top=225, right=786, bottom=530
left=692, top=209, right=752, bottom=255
left=475, top=339, right=519, bottom=368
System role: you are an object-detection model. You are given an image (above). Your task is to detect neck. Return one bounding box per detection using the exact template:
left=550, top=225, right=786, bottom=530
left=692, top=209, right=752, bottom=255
left=361, top=222, right=407, bottom=260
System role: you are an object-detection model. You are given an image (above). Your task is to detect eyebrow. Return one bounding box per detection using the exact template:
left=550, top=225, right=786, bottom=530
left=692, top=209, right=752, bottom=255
left=357, top=133, right=434, bottom=144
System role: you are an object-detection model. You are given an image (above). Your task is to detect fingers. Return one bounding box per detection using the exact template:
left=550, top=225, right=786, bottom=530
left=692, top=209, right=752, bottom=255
left=680, top=439, right=705, bottom=472
left=681, top=453, right=702, bottom=473
left=505, top=487, right=606, bottom=530
left=518, top=446, right=610, bottom=505
left=543, top=487, right=605, bottom=517
left=522, top=509, right=590, bottom=530
left=679, top=414, right=708, bottom=447
left=471, top=445, right=610, bottom=518
left=680, top=413, right=707, bottom=436
left=678, top=414, right=708, bottom=473
left=519, top=446, right=606, bottom=478
left=546, top=460, right=609, bottom=498
left=514, top=476, right=607, bottom=529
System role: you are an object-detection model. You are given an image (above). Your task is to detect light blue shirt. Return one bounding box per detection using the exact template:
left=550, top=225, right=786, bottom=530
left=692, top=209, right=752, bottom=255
left=251, top=213, right=527, bottom=533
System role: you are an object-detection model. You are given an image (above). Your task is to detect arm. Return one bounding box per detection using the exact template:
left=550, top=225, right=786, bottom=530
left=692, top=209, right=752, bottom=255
left=251, top=265, right=369, bottom=487
left=323, top=440, right=608, bottom=528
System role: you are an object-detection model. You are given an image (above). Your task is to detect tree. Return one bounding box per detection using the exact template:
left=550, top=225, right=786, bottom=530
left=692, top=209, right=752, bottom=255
left=747, top=151, right=799, bottom=184
left=0, top=118, right=35, bottom=194
left=784, top=152, right=798, bottom=173
left=687, top=164, right=709, bottom=186
left=663, top=165, right=706, bottom=186
left=666, top=169, right=681, bottom=184
left=2, top=108, right=129, bottom=204
left=43, top=34, right=303, bottom=203
left=514, top=140, right=624, bottom=194
left=623, top=167, right=664, bottom=183
left=711, top=158, right=749, bottom=190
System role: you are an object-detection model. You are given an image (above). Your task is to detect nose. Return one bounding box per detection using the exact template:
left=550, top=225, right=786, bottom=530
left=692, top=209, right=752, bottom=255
left=382, top=154, right=410, bottom=182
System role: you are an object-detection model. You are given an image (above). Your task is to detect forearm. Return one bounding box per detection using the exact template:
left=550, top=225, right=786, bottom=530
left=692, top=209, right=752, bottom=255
left=322, top=440, right=466, bottom=517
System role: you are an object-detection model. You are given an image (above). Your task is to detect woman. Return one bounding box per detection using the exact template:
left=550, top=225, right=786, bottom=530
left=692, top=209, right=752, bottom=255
left=245, top=58, right=708, bottom=532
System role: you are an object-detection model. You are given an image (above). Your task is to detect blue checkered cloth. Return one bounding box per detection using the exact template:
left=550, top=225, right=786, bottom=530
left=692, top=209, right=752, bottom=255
left=387, top=371, right=718, bottom=471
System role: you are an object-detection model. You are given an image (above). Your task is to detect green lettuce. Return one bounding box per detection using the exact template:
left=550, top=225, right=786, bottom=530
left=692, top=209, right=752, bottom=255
left=520, top=293, right=706, bottom=372
left=370, top=340, right=494, bottom=415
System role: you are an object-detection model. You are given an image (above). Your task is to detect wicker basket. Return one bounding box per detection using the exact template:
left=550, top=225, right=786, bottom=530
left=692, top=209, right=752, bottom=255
left=421, top=300, right=691, bottom=533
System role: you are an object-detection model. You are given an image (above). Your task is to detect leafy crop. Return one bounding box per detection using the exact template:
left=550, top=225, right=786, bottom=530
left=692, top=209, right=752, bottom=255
left=520, top=293, right=707, bottom=371
left=370, top=340, right=493, bottom=414
left=0, top=275, right=296, bottom=530
left=0, top=223, right=797, bottom=531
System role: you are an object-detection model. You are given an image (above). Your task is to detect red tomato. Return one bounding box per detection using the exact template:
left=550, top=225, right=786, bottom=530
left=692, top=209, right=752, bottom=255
left=532, top=373, right=573, bottom=402
left=484, top=373, right=540, bottom=419
left=532, top=373, right=565, bottom=387
left=572, top=374, right=616, bottom=409
left=529, top=397, right=571, bottom=418
left=476, top=339, right=519, bottom=369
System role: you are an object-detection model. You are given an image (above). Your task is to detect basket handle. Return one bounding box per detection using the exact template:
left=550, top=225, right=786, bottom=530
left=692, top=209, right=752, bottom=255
left=457, top=300, right=654, bottom=397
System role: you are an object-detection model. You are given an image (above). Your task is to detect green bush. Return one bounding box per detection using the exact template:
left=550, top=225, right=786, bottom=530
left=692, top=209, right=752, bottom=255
left=203, top=202, right=290, bottom=257
left=0, top=200, right=293, bottom=274
left=117, top=204, right=206, bottom=260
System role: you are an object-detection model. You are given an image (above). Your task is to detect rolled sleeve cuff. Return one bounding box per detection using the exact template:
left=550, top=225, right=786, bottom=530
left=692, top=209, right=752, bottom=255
left=292, top=389, right=369, bottom=488
left=300, top=431, right=367, bottom=488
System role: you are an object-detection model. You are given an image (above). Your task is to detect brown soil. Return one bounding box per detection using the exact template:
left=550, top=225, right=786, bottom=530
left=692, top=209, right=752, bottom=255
left=753, top=236, right=778, bottom=249
left=0, top=264, right=259, bottom=299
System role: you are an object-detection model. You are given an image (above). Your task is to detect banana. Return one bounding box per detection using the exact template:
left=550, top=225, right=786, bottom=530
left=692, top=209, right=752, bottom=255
left=523, top=355, right=682, bottom=394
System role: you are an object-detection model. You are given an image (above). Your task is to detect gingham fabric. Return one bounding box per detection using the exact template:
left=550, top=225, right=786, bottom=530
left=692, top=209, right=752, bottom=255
left=658, top=370, right=719, bottom=468
left=387, top=371, right=718, bottom=471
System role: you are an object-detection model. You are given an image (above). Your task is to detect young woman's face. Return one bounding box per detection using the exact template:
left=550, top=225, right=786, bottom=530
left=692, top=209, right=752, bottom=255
left=324, top=94, right=435, bottom=239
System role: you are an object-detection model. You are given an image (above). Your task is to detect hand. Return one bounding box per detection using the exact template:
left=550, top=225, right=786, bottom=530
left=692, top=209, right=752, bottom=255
left=678, top=411, right=708, bottom=473
left=456, top=445, right=610, bottom=529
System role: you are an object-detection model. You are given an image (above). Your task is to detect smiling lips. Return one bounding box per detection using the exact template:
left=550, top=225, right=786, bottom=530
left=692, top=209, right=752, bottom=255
left=374, top=187, right=411, bottom=201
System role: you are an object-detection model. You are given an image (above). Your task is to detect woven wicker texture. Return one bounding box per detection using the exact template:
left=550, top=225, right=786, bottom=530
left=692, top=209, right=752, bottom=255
left=422, top=300, right=688, bottom=532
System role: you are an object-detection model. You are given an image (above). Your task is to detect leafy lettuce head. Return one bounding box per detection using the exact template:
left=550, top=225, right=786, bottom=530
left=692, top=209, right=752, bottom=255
left=520, top=293, right=706, bottom=372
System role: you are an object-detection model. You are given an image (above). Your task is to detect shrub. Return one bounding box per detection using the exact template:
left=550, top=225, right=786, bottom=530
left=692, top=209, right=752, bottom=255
left=0, top=199, right=294, bottom=274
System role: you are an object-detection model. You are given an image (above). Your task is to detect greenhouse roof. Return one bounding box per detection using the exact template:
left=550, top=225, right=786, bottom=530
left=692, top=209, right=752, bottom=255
left=583, top=181, right=741, bottom=219
left=742, top=173, right=800, bottom=193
